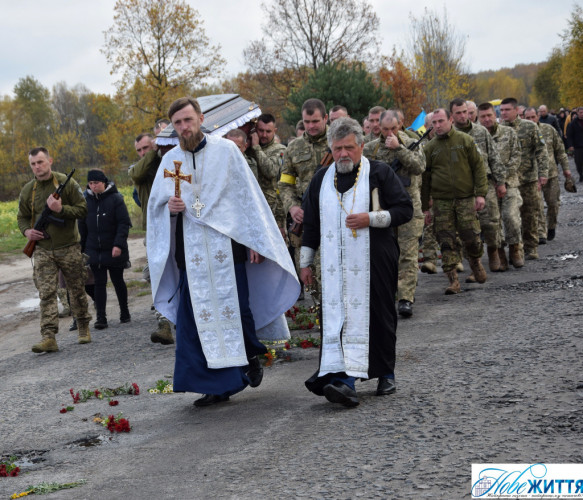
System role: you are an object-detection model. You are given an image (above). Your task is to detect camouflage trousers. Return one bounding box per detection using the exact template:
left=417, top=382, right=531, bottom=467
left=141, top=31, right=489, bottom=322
left=499, top=186, right=523, bottom=246
left=33, top=244, right=91, bottom=339
left=519, top=181, right=540, bottom=253
left=421, top=211, right=440, bottom=265
left=537, top=176, right=560, bottom=237
left=433, top=198, right=483, bottom=273
left=397, top=216, right=424, bottom=302
left=477, top=180, right=502, bottom=248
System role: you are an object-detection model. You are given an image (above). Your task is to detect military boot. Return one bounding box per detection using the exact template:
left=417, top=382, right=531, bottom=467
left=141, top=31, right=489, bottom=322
left=509, top=244, right=524, bottom=268
left=445, top=270, right=461, bottom=295
left=469, top=257, right=487, bottom=283
left=78, top=322, right=92, bottom=344
left=32, top=337, right=58, bottom=353
left=498, top=247, right=508, bottom=272
left=420, top=261, right=437, bottom=274
left=487, top=246, right=501, bottom=272
left=455, top=262, right=465, bottom=273
left=151, top=319, right=174, bottom=345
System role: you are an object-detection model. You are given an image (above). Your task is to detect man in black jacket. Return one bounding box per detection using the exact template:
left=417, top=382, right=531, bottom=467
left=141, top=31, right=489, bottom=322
left=567, top=107, right=583, bottom=182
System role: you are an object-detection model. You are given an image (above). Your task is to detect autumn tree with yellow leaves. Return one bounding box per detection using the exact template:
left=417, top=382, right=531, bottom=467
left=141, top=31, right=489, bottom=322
left=408, top=7, right=470, bottom=110
left=102, top=0, right=225, bottom=120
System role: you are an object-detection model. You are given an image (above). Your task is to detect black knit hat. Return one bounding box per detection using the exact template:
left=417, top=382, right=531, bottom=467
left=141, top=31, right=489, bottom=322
left=87, top=169, right=108, bottom=183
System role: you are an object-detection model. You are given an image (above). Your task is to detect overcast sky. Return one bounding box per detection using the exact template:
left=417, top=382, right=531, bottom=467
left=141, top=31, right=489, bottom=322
left=0, top=0, right=574, bottom=97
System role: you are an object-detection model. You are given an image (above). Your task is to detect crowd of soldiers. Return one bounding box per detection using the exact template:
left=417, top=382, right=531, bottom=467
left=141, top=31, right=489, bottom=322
left=228, top=97, right=577, bottom=318
left=21, top=94, right=578, bottom=354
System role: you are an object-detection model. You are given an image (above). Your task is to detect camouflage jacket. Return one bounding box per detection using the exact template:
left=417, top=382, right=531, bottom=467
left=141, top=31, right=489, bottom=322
left=538, top=122, right=570, bottom=179
left=488, top=124, right=522, bottom=188
left=500, top=117, right=549, bottom=184
left=244, top=153, right=258, bottom=180
left=279, top=128, right=329, bottom=216
left=363, top=131, right=381, bottom=144
left=421, top=127, right=487, bottom=211
left=250, top=140, right=286, bottom=225
left=455, top=121, right=506, bottom=185
left=129, top=149, right=161, bottom=229
left=402, top=127, right=421, bottom=140
left=17, top=172, right=87, bottom=250
left=363, top=131, right=425, bottom=218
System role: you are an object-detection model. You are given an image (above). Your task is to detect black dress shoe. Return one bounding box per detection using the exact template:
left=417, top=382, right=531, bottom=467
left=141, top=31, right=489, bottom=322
left=69, top=318, right=78, bottom=331
left=539, top=237, right=547, bottom=245
left=376, top=377, right=396, bottom=396
left=247, top=356, right=263, bottom=388
left=323, top=382, right=359, bottom=407
left=193, top=394, right=230, bottom=407
left=94, top=318, right=108, bottom=330
left=397, top=300, right=413, bottom=318
left=547, top=228, right=556, bottom=241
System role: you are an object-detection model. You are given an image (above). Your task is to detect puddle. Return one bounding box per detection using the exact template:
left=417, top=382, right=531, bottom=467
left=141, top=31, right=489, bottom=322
left=67, top=435, right=110, bottom=448
left=2, top=450, right=48, bottom=469
left=19, top=297, right=40, bottom=310
left=544, top=252, right=580, bottom=262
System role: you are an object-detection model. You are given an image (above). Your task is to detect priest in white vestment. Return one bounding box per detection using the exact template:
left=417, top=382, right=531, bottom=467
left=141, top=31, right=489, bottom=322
left=300, top=117, right=413, bottom=407
left=147, top=97, right=300, bottom=407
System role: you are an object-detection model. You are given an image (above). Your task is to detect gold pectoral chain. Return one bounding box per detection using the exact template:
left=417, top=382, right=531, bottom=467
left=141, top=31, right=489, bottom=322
left=334, top=164, right=362, bottom=238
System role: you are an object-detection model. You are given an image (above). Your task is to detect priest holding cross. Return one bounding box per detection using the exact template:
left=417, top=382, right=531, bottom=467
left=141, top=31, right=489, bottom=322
left=147, top=96, right=299, bottom=408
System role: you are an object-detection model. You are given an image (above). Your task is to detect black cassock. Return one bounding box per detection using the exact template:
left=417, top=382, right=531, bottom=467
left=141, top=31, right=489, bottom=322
left=302, top=160, right=413, bottom=394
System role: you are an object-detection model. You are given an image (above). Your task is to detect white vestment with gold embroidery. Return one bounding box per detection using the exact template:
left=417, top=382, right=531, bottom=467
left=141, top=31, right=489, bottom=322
left=319, top=158, right=371, bottom=379
left=147, top=135, right=300, bottom=369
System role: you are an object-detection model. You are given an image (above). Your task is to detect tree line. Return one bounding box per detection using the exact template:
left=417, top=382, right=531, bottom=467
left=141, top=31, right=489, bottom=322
left=0, top=0, right=580, bottom=201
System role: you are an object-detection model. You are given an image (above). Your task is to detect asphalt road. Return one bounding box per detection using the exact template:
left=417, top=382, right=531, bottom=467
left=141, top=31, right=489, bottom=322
left=0, top=181, right=582, bottom=499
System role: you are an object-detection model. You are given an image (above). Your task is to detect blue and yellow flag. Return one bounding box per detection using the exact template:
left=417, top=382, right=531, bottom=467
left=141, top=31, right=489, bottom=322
left=408, top=110, right=426, bottom=134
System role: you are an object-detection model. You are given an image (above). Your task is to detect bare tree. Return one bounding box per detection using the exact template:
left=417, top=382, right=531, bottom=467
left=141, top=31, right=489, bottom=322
left=102, top=0, right=225, bottom=118
left=244, top=0, right=380, bottom=79
left=407, top=7, right=470, bottom=110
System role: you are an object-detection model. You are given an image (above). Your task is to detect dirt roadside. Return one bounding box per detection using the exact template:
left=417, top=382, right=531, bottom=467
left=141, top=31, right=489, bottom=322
left=0, top=237, right=149, bottom=361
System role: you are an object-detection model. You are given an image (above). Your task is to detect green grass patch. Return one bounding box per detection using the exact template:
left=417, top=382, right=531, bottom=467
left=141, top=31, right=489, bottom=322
left=126, top=279, right=149, bottom=289
left=136, top=290, right=151, bottom=297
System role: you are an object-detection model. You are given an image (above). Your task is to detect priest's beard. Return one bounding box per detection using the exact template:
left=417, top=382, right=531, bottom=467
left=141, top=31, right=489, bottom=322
left=179, top=131, right=204, bottom=151
left=336, top=157, right=354, bottom=174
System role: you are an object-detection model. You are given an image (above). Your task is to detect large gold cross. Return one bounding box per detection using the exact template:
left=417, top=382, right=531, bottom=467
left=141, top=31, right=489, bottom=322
left=163, top=160, right=192, bottom=198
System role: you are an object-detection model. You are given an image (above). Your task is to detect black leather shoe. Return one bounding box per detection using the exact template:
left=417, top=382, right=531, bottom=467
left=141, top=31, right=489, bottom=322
left=539, top=237, right=547, bottom=245
left=323, top=382, right=359, bottom=407
left=547, top=228, right=556, bottom=241
left=94, top=318, right=108, bottom=330
left=69, top=318, right=78, bottom=331
left=247, top=356, right=263, bottom=388
left=397, top=300, right=413, bottom=318
left=376, top=377, right=396, bottom=396
left=193, top=394, right=230, bottom=407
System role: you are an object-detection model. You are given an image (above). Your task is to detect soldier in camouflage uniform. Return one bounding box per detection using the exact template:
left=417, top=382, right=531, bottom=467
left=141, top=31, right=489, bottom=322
left=500, top=98, right=549, bottom=260
left=523, top=107, right=573, bottom=242
left=363, top=106, right=385, bottom=143
left=249, top=114, right=287, bottom=231
left=451, top=98, right=506, bottom=272
left=363, top=110, right=424, bottom=317
left=422, top=109, right=488, bottom=295
left=17, top=147, right=92, bottom=353
left=279, top=99, right=330, bottom=289
left=478, top=102, right=524, bottom=269
left=396, top=109, right=422, bottom=141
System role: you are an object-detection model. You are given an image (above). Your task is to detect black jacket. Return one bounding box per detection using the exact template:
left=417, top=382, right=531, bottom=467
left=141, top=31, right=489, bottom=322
left=567, top=116, right=583, bottom=149
left=79, top=183, right=132, bottom=268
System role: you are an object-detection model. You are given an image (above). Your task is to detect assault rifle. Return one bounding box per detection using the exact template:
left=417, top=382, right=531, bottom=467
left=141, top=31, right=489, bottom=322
left=23, top=169, right=76, bottom=258
left=390, top=127, right=432, bottom=187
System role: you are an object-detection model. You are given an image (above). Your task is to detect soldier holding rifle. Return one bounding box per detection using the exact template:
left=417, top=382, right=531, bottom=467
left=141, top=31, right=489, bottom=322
left=17, top=147, right=92, bottom=353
